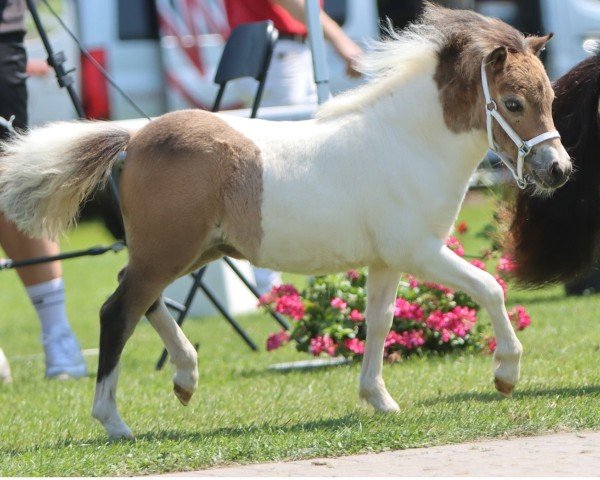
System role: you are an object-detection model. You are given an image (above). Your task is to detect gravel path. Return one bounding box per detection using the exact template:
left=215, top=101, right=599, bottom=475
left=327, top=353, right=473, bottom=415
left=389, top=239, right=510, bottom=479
left=164, top=431, right=600, bottom=477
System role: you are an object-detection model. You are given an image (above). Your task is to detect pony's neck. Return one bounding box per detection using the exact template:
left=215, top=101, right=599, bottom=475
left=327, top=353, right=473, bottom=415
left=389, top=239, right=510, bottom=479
left=357, top=54, right=488, bottom=180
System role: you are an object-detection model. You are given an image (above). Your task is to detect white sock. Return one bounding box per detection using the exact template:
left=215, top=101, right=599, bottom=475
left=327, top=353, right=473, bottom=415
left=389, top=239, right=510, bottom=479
left=26, top=278, right=70, bottom=338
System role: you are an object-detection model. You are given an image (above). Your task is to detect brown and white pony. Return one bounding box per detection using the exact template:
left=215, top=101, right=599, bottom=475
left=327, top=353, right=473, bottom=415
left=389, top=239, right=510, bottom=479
left=0, top=4, right=571, bottom=439
left=507, top=50, right=600, bottom=285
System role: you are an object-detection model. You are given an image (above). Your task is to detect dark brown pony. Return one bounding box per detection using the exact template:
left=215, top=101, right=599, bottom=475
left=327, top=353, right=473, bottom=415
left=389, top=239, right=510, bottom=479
left=508, top=51, right=600, bottom=285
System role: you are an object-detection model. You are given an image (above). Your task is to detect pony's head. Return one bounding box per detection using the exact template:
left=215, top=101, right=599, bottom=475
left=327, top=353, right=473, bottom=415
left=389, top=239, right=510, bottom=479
left=481, top=36, right=572, bottom=192
left=423, top=3, right=571, bottom=192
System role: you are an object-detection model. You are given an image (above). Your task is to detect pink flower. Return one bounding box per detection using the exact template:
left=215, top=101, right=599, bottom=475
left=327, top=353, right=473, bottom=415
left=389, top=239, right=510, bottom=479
left=347, top=269, right=361, bottom=281
left=446, top=235, right=465, bottom=257
left=494, top=275, right=508, bottom=297
left=330, top=297, right=348, bottom=311
left=407, top=275, right=420, bottom=289
left=349, top=309, right=365, bottom=322
left=385, top=330, right=425, bottom=350
left=266, top=330, right=290, bottom=351
left=310, top=335, right=337, bottom=356
left=343, top=337, right=365, bottom=354
left=488, top=337, right=497, bottom=352
left=497, top=255, right=517, bottom=275
left=394, top=298, right=424, bottom=321
left=509, top=305, right=531, bottom=330
left=470, top=259, right=486, bottom=270
left=426, top=306, right=477, bottom=342
left=423, top=282, right=453, bottom=294
left=457, top=220, right=468, bottom=234
left=258, top=284, right=300, bottom=306
left=275, top=294, right=305, bottom=320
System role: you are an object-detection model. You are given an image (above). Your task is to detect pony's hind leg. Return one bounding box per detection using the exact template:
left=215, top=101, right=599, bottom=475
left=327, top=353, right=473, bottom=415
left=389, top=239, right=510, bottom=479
left=145, top=297, right=198, bottom=405
left=359, top=266, right=402, bottom=412
left=415, top=241, right=522, bottom=395
left=92, top=267, right=163, bottom=439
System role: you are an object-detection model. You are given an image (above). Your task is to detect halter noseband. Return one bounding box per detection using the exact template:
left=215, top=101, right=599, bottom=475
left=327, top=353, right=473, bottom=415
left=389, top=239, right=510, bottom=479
left=481, top=60, right=560, bottom=189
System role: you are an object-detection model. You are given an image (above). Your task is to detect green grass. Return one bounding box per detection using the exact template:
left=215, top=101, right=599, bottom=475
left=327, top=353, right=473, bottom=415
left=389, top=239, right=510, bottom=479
left=1, top=195, right=599, bottom=476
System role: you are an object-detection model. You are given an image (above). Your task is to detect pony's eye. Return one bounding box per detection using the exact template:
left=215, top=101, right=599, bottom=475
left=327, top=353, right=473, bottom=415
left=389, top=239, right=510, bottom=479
left=504, top=99, right=523, bottom=113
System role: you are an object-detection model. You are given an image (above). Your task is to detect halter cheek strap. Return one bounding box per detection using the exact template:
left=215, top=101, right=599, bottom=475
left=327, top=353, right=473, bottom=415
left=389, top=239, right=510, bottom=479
left=481, top=61, right=561, bottom=189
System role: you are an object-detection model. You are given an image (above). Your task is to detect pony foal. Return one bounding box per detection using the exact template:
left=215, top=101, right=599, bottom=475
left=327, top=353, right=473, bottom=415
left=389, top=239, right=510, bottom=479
left=0, top=5, right=571, bottom=439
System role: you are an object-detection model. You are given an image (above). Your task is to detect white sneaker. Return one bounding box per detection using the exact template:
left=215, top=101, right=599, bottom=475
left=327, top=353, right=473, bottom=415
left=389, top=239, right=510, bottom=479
left=43, top=329, right=88, bottom=379
left=0, top=347, right=12, bottom=384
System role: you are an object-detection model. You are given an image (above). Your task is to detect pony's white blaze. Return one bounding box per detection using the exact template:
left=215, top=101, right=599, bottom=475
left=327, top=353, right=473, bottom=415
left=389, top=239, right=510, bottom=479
left=219, top=49, right=488, bottom=275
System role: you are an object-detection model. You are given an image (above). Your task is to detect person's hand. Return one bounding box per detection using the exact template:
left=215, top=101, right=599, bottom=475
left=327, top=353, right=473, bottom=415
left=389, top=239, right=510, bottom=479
left=338, top=41, right=363, bottom=78
left=26, top=59, right=51, bottom=77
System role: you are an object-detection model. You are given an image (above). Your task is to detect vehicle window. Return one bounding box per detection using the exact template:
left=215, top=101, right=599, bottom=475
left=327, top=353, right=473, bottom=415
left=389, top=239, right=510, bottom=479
left=118, top=0, right=159, bottom=41
left=324, top=0, right=346, bottom=26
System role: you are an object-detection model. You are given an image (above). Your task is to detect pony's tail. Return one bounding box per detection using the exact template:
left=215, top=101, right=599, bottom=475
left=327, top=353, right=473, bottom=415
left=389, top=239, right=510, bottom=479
left=505, top=51, right=600, bottom=286
left=0, top=121, right=131, bottom=240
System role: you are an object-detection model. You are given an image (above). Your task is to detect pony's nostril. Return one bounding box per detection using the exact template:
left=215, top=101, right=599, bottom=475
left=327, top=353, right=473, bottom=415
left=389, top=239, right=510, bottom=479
left=549, top=161, right=562, bottom=181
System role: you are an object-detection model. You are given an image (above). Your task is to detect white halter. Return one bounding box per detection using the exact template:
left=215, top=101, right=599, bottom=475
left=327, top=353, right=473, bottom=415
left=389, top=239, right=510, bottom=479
left=481, top=60, right=560, bottom=189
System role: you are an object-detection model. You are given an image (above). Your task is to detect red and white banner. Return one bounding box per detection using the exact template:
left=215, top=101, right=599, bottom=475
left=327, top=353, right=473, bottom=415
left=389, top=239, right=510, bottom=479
left=155, top=0, right=247, bottom=110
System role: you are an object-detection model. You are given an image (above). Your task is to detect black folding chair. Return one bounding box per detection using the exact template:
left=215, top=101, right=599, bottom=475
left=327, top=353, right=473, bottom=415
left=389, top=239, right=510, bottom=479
left=156, top=20, right=289, bottom=370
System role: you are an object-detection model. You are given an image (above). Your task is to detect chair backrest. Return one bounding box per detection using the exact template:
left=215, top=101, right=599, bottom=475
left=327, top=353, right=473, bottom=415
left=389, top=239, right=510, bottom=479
left=212, top=20, right=279, bottom=118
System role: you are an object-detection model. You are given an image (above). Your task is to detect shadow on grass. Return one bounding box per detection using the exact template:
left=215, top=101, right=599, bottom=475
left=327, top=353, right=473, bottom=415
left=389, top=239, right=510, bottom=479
left=135, top=412, right=362, bottom=443
left=0, top=413, right=364, bottom=458
left=418, top=384, right=600, bottom=406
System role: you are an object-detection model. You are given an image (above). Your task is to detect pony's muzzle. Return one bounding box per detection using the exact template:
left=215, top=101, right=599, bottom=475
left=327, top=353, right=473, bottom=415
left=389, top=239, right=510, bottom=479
left=530, top=144, right=572, bottom=189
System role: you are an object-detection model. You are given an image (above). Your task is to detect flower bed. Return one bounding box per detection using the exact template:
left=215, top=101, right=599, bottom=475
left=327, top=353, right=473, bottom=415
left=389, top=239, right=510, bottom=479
left=261, top=230, right=530, bottom=361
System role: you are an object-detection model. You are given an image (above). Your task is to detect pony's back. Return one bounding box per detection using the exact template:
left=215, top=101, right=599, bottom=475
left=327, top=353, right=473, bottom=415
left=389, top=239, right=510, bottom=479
left=507, top=51, right=600, bottom=285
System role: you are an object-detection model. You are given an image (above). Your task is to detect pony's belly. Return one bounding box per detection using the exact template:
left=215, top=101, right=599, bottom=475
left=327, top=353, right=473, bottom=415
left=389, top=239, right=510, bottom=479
left=256, top=229, right=376, bottom=275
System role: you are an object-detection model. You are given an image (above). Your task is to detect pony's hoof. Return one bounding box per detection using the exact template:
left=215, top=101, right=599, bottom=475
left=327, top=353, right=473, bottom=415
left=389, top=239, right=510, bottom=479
left=106, top=424, right=134, bottom=440
left=494, top=377, right=515, bottom=397
left=359, top=389, right=400, bottom=413
left=173, top=382, right=193, bottom=406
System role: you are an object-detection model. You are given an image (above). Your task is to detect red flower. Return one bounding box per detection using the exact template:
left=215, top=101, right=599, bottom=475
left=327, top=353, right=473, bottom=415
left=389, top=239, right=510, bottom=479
left=343, top=338, right=365, bottom=354
left=457, top=220, right=468, bottom=234
left=497, top=255, right=517, bottom=275
left=470, top=259, right=486, bottom=270
left=347, top=269, right=361, bottom=281
left=275, top=294, right=305, bottom=320
left=509, top=305, right=531, bottom=330
left=446, top=235, right=465, bottom=257
left=330, top=297, right=348, bottom=311
left=310, top=335, right=337, bottom=356
left=494, top=275, right=508, bottom=297
left=394, top=298, right=424, bottom=321
left=385, top=330, right=425, bottom=350
left=266, top=330, right=290, bottom=351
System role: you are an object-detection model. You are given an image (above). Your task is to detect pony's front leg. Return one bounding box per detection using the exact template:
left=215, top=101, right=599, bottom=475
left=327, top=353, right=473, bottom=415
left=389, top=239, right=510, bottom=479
left=359, top=266, right=402, bottom=412
left=416, top=242, right=522, bottom=394
left=146, top=297, right=198, bottom=405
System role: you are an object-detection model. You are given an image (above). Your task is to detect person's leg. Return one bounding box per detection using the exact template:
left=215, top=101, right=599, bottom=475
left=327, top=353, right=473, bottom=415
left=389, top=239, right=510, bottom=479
left=0, top=347, right=12, bottom=383
left=0, top=41, right=86, bottom=379
left=0, top=213, right=88, bottom=378
left=261, top=39, right=317, bottom=107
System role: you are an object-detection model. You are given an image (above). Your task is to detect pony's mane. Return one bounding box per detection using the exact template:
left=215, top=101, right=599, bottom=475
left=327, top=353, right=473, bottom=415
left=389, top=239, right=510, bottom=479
left=506, top=50, right=600, bottom=285
left=316, top=2, right=528, bottom=120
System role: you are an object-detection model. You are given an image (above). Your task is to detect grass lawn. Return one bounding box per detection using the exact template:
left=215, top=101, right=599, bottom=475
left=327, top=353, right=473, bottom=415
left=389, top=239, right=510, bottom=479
left=1, top=191, right=599, bottom=476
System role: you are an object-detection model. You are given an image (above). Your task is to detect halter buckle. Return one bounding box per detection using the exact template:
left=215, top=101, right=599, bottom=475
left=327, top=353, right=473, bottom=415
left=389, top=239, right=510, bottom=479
left=518, top=143, right=532, bottom=157
left=486, top=100, right=497, bottom=112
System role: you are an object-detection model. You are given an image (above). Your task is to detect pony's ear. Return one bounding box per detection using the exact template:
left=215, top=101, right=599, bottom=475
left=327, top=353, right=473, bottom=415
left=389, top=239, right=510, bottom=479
left=527, top=33, right=553, bottom=56
left=485, top=46, right=508, bottom=73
